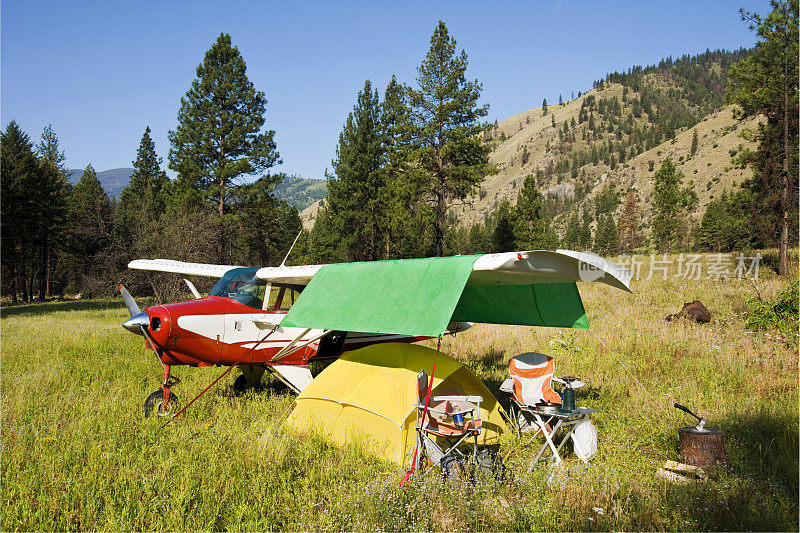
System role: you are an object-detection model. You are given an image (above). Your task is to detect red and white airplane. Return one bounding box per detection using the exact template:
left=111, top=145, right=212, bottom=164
left=121, top=250, right=631, bottom=416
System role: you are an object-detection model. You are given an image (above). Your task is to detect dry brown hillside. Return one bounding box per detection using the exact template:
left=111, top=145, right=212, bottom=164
left=453, top=82, right=757, bottom=237
left=301, top=199, right=323, bottom=230
left=302, top=70, right=758, bottom=237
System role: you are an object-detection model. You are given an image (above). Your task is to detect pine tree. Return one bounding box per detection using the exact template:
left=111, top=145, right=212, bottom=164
left=690, top=128, right=699, bottom=157
left=726, top=0, right=799, bottom=276
left=579, top=206, right=593, bottom=250
left=1, top=122, right=39, bottom=302
left=168, top=33, right=280, bottom=222
left=322, top=80, right=385, bottom=261
left=468, top=222, right=490, bottom=253
left=492, top=199, right=515, bottom=252
left=381, top=76, right=430, bottom=258
left=408, top=21, right=491, bottom=256
left=512, top=174, right=558, bottom=250
left=35, top=125, right=71, bottom=298
left=558, top=94, right=563, bottom=106
left=542, top=98, right=548, bottom=116
left=694, top=193, right=733, bottom=252
left=66, top=165, right=114, bottom=297
left=562, top=211, right=581, bottom=249
left=651, top=158, right=684, bottom=251
left=594, top=214, right=619, bottom=256
left=694, top=190, right=750, bottom=251
left=116, top=126, right=169, bottom=251
left=618, top=189, right=641, bottom=252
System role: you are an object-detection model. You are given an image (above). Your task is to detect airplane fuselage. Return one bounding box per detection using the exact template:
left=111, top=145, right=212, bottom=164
left=143, top=295, right=427, bottom=368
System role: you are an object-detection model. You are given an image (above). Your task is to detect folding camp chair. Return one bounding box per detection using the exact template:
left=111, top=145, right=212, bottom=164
left=413, top=369, right=483, bottom=479
left=500, top=352, right=561, bottom=436
left=500, top=353, right=597, bottom=467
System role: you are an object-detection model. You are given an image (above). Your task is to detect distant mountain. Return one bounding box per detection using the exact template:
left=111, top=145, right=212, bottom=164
left=273, top=175, right=327, bottom=211
left=65, top=167, right=326, bottom=209
left=67, top=167, right=133, bottom=199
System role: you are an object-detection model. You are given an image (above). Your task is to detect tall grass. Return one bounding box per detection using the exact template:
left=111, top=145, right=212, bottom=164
left=2, top=255, right=797, bottom=531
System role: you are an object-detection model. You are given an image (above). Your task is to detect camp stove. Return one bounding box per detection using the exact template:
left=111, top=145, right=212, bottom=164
left=674, top=403, right=727, bottom=468
left=553, top=376, right=585, bottom=412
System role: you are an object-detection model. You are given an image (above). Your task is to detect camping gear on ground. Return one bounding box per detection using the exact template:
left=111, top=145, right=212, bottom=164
left=412, top=368, right=484, bottom=479
left=674, top=403, right=727, bottom=468
left=501, top=353, right=598, bottom=467
left=571, top=418, right=598, bottom=462
left=656, top=460, right=708, bottom=484
left=286, top=343, right=508, bottom=465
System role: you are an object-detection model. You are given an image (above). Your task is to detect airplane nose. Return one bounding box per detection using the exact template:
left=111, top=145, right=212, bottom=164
left=123, top=311, right=150, bottom=335
left=146, top=305, right=172, bottom=347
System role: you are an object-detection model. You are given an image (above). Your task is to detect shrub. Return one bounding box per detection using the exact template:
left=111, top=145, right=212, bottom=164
left=746, top=281, right=799, bottom=346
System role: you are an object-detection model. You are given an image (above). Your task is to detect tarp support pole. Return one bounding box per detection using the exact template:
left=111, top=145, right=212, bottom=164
left=402, top=336, right=441, bottom=485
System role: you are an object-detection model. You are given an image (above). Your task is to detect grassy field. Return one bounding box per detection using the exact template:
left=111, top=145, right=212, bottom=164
left=2, top=255, right=798, bottom=531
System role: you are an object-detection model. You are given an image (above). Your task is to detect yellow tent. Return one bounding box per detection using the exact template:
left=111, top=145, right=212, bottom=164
left=286, top=343, right=508, bottom=465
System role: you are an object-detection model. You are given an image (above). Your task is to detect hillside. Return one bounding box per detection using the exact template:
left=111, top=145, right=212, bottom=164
left=457, top=88, right=756, bottom=232
left=302, top=49, right=757, bottom=238
left=453, top=49, right=755, bottom=236
left=67, top=167, right=132, bottom=199
left=273, top=175, right=326, bottom=211
left=300, top=199, right=324, bottom=229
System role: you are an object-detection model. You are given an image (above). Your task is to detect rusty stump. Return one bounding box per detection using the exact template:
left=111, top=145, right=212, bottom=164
left=678, top=426, right=727, bottom=468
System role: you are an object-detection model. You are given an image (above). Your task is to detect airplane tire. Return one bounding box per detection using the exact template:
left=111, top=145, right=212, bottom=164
left=144, top=390, right=179, bottom=418
left=233, top=374, right=263, bottom=395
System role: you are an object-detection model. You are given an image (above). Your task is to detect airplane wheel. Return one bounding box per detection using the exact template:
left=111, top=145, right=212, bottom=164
left=144, top=390, right=179, bottom=417
left=233, top=374, right=262, bottom=394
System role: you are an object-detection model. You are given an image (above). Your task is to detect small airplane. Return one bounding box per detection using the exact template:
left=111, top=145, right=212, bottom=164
left=121, top=249, right=631, bottom=417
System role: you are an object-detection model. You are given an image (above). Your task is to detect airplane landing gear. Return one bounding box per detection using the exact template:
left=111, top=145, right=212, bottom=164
left=144, top=389, right=179, bottom=417
left=233, top=365, right=266, bottom=394
left=144, top=365, right=181, bottom=417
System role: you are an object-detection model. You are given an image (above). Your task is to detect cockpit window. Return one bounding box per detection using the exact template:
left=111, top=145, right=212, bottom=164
left=209, top=267, right=266, bottom=310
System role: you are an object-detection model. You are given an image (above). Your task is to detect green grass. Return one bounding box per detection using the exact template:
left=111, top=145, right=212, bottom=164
left=2, top=256, right=798, bottom=531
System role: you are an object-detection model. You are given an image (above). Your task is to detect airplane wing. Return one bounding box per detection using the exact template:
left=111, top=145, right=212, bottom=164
left=262, top=249, right=631, bottom=290
left=469, top=249, right=632, bottom=292
left=127, top=259, right=240, bottom=278
left=254, top=264, right=324, bottom=286
left=127, top=258, right=325, bottom=286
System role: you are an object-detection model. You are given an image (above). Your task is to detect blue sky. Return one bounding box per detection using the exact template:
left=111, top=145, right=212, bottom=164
left=1, top=1, right=771, bottom=181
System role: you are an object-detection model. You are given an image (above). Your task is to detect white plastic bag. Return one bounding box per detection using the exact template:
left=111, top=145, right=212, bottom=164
left=572, top=419, right=597, bottom=461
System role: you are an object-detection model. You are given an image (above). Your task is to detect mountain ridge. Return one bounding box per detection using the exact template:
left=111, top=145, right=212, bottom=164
left=67, top=167, right=326, bottom=210
left=301, top=48, right=756, bottom=240
left=67, top=167, right=133, bottom=199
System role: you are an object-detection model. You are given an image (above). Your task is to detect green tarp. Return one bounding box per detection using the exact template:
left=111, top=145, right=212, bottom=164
left=279, top=255, right=589, bottom=337
left=280, top=256, right=480, bottom=337
left=451, top=283, right=589, bottom=329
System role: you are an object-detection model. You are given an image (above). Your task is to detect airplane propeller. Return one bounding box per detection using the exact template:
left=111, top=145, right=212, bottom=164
left=120, top=284, right=149, bottom=336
